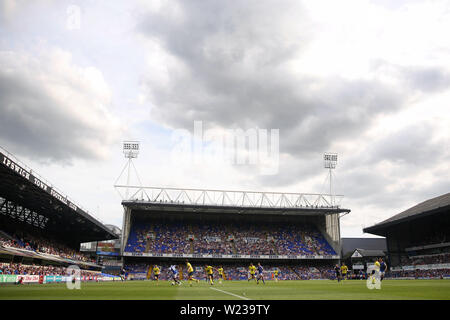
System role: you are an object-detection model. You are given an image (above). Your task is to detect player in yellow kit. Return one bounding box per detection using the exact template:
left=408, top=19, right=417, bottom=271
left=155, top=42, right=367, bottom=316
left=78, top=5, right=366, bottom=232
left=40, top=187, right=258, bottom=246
left=274, top=268, right=279, bottom=282
left=204, top=265, right=214, bottom=285
left=372, top=259, right=381, bottom=284
left=248, top=263, right=257, bottom=282
left=340, top=263, right=348, bottom=281
left=186, top=260, right=199, bottom=286
left=153, top=265, right=160, bottom=282
left=217, top=266, right=225, bottom=284
left=374, top=259, right=381, bottom=270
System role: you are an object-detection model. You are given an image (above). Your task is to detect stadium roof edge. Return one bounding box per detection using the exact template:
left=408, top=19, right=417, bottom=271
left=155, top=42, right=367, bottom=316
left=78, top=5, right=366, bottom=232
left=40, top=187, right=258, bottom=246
left=363, top=192, right=450, bottom=236
left=122, top=199, right=351, bottom=216
left=0, top=146, right=117, bottom=241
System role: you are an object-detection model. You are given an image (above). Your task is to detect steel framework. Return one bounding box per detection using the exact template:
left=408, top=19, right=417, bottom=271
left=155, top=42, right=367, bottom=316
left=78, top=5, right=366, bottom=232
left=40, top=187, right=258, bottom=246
left=114, top=185, right=344, bottom=209
left=0, top=145, right=106, bottom=226
left=0, top=197, right=49, bottom=229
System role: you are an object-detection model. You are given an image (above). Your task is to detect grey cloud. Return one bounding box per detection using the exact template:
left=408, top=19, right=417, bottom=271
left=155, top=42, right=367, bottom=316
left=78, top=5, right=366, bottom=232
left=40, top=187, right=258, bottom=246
left=341, top=122, right=449, bottom=171
left=330, top=165, right=449, bottom=211
left=335, top=123, right=449, bottom=209
left=371, top=123, right=447, bottom=166
left=363, top=176, right=450, bottom=212
left=137, top=0, right=449, bottom=226
left=371, top=60, right=450, bottom=93
left=324, top=167, right=394, bottom=203
left=370, top=0, right=425, bottom=10
left=257, top=154, right=323, bottom=188
left=404, top=67, right=450, bottom=93
left=0, top=51, right=120, bottom=163
left=138, top=0, right=431, bottom=198
left=139, top=1, right=408, bottom=161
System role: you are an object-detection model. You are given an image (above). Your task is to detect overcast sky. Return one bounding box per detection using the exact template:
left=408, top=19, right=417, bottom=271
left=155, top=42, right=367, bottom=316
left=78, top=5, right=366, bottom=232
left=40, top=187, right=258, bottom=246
left=0, top=0, right=449, bottom=237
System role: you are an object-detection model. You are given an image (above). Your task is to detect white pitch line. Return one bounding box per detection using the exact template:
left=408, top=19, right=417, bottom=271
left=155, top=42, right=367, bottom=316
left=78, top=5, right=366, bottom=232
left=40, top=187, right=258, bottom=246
left=210, top=287, right=251, bottom=300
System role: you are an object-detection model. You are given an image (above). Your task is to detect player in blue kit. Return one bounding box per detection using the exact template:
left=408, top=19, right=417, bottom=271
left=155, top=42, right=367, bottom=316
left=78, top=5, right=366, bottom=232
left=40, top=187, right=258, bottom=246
left=256, top=263, right=265, bottom=285
left=169, top=264, right=181, bottom=286
left=378, top=258, right=387, bottom=281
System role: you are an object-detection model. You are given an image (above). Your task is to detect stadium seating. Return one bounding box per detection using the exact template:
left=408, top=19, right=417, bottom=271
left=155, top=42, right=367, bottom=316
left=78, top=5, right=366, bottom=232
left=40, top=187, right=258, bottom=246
left=124, top=220, right=337, bottom=256
left=410, top=253, right=450, bottom=265
left=192, top=224, right=233, bottom=254
left=389, top=269, right=450, bottom=279
left=0, top=263, right=98, bottom=277
left=0, top=231, right=94, bottom=263
left=397, top=252, right=450, bottom=266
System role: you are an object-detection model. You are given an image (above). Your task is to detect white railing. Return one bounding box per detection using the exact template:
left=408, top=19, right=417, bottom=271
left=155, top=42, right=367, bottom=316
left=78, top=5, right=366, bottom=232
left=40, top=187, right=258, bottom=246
left=115, top=185, right=344, bottom=209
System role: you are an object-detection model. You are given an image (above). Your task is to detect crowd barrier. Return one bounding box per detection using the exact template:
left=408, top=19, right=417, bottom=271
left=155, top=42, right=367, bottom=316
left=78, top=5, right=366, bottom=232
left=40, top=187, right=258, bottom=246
left=0, top=274, right=121, bottom=283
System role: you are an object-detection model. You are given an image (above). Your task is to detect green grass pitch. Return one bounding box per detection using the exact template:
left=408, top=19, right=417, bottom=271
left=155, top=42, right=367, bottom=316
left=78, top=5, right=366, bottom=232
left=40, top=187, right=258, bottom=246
left=1, top=280, right=449, bottom=300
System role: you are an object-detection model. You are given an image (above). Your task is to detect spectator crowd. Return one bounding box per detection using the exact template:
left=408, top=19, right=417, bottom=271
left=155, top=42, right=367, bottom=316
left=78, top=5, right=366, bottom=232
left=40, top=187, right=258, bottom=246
left=0, top=231, right=94, bottom=263
left=0, top=263, right=98, bottom=277
left=124, top=221, right=337, bottom=256
left=389, top=268, right=449, bottom=279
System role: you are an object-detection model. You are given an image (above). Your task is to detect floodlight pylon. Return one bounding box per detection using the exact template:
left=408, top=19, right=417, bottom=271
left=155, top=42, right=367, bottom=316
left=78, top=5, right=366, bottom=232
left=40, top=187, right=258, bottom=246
left=115, top=141, right=142, bottom=200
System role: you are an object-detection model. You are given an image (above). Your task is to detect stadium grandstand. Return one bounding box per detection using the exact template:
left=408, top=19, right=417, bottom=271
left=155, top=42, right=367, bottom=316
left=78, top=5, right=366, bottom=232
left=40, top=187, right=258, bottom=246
left=0, top=146, right=120, bottom=283
left=80, top=224, right=122, bottom=275
left=119, top=185, right=350, bottom=281
left=364, top=192, right=450, bottom=279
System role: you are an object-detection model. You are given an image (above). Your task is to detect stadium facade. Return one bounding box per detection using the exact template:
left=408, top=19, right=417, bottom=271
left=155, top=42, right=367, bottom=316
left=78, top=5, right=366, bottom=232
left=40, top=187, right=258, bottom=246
left=119, top=186, right=350, bottom=280
left=364, top=193, right=450, bottom=278
left=0, top=146, right=119, bottom=282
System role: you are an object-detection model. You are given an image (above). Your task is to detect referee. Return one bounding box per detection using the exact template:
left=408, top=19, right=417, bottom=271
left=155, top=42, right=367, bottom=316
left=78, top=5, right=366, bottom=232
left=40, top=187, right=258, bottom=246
left=334, top=264, right=341, bottom=282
